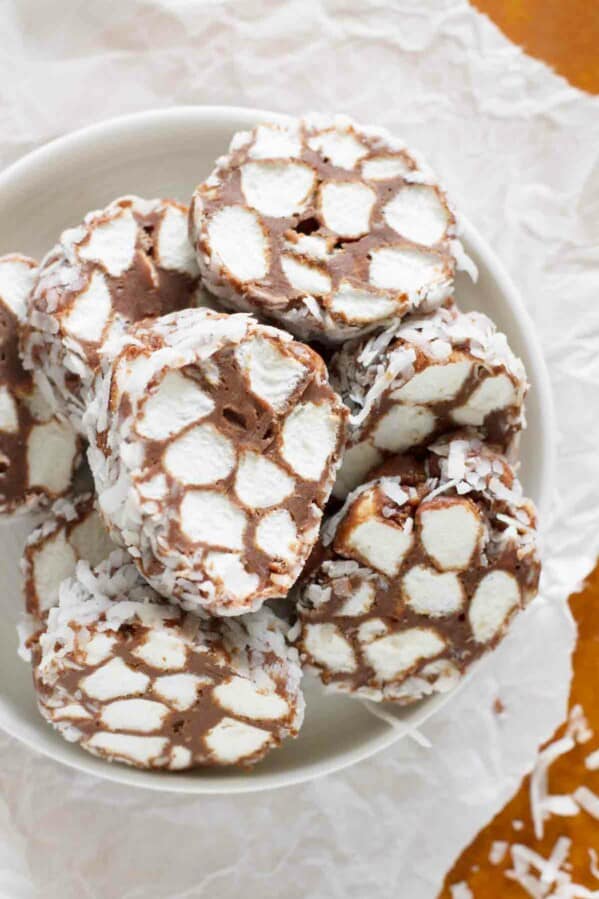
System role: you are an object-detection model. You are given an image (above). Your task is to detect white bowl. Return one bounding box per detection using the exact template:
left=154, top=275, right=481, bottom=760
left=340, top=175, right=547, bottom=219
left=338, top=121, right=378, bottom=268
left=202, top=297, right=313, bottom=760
left=0, top=106, right=555, bottom=793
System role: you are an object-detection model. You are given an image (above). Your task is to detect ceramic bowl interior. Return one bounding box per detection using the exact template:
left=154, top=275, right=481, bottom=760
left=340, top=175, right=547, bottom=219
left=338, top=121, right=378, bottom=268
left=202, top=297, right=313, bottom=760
left=0, top=107, right=554, bottom=793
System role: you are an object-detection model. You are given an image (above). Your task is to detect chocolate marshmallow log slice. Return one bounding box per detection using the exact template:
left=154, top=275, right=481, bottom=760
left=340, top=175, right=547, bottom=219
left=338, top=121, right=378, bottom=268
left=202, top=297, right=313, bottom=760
left=0, top=254, right=80, bottom=514
left=21, top=492, right=115, bottom=622
left=190, top=114, right=474, bottom=343
left=30, top=550, right=304, bottom=769
left=293, top=436, right=540, bottom=703
left=86, top=307, right=347, bottom=615
left=330, top=304, right=528, bottom=498
left=21, top=196, right=202, bottom=434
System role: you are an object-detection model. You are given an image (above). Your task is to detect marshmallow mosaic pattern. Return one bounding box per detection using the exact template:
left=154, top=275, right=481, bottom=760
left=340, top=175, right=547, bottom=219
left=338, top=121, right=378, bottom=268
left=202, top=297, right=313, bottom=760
left=0, top=254, right=79, bottom=514
left=190, top=115, right=470, bottom=342
left=22, top=492, right=115, bottom=622
left=86, top=307, right=347, bottom=615
left=32, top=551, right=304, bottom=769
left=330, top=305, right=528, bottom=497
left=293, top=437, right=540, bottom=703
left=21, top=196, right=201, bottom=433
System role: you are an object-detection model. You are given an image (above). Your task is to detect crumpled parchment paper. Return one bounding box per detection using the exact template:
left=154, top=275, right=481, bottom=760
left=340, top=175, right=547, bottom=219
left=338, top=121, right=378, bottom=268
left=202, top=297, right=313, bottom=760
left=1, top=1, right=599, bottom=897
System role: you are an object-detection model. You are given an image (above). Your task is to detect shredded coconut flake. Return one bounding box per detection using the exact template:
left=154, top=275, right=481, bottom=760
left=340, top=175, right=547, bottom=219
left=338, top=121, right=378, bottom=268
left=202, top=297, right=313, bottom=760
left=574, top=786, right=599, bottom=821
left=489, top=841, right=509, bottom=865
left=449, top=882, right=473, bottom=899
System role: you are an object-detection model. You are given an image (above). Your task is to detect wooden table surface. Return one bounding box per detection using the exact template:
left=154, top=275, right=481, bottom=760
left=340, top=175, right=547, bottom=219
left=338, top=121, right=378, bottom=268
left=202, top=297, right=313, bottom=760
left=441, top=3, right=599, bottom=894
left=472, top=0, right=599, bottom=93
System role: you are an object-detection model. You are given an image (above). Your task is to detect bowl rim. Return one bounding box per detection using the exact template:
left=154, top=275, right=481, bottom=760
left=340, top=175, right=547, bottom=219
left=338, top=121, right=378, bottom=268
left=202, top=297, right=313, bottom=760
left=0, top=105, right=556, bottom=793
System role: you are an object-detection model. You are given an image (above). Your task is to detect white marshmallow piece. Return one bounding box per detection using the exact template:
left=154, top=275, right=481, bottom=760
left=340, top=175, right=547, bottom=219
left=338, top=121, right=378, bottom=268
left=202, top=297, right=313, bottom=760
left=391, top=360, right=472, bottom=404
left=81, top=657, right=150, bottom=701
left=329, top=282, right=397, bottom=324
left=320, top=181, right=376, bottom=238
left=469, top=570, right=521, bottom=644
left=27, top=420, right=78, bottom=494
left=61, top=270, right=112, bottom=343
left=207, top=205, right=268, bottom=282
left=255, top=509, right=298, bottom=562
left=372, top=404, right=436, bottom=452
left=362, top=155, right=411, bottom=181
left=383, top=185, right=450, bottom=246
left=132, top=630, right=187, bottom=671
left=235, top=452, right=294, bottom=508
left=169, top=746, right=192, bottom=770
left=370, top=246, right=448, bottom=297
left=249, top=124, right=302, bottom=160
left=100, top=698, right=169, bottom=733
left=284, top=234, right=330, bottom=261
left=344, top=518, right=413, bottom=577
left=0, top=256, right=36, bottom=320
left=338, top=580, right=376, bottom=616
left=452, top=374, right=517, bottom=426
left=81, top=633, right=116, bottom=666
left=32, top=531, right=77, bottom=613
left=308, top=129, right=367, bottom=170
left=77, top=208, right=138, bottom=277
left=240, top=160, right=315, bottom=217
left=363, top=627, right=445, bottom=680
left=204, top=552, right=260, bottom=601
left=213, top=676, right=289, bottom=720
left=52, top=704, right=92, bottom=722
left=281, top=401, right=339, bottom=480
left=87, top=732, right=167, bottom=765
left=281, top=255, right=331, bottom=296
left=164, top=423, right=235, bottom=485
left=0, top=386, right=18, bottom=433
left=236, top=336, right=307, bottom=411
left=419, top=499, right=483, bottom=571
left=153, top=673, right=207, bottom=711
left=205, top=717, right=271, bottom=764
left=403, top=565, right=464, bottom=617
left=136, top=371, right=215, bottom=441
left=303, top=623, right=357, bottom=673
left=180, top=490, right=247, bottom=550
left=156, top=204, right=198, bottom=276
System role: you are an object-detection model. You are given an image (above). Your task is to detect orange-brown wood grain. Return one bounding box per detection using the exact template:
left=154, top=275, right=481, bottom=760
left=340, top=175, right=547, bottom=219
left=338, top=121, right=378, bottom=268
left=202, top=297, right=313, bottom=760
left=440, top=563, right=599, bottom=896
left=472, top=0, right=599, bottom=94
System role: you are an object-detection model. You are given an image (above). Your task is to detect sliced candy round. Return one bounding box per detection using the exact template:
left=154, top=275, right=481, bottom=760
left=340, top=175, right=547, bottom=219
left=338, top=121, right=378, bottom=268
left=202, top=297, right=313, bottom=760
left=330, top=304, right=527, bottom=497
left=0, top=254, right=79, bottom=514
left=86, top=307, right=347, bottom=615
left=29, top=551, right=304, bottom=769
left=190, top=115, right=472, bottom=342
left=21, top=492, right=115, bottom=622
left=21, top=196, right=201, bottom=433
left=293, top=436, right=540, bottom=703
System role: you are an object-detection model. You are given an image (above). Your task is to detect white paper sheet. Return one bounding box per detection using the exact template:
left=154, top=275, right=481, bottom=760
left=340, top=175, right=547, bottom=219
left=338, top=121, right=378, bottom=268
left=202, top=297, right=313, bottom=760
left=1, top=1, right=598, bottom=896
